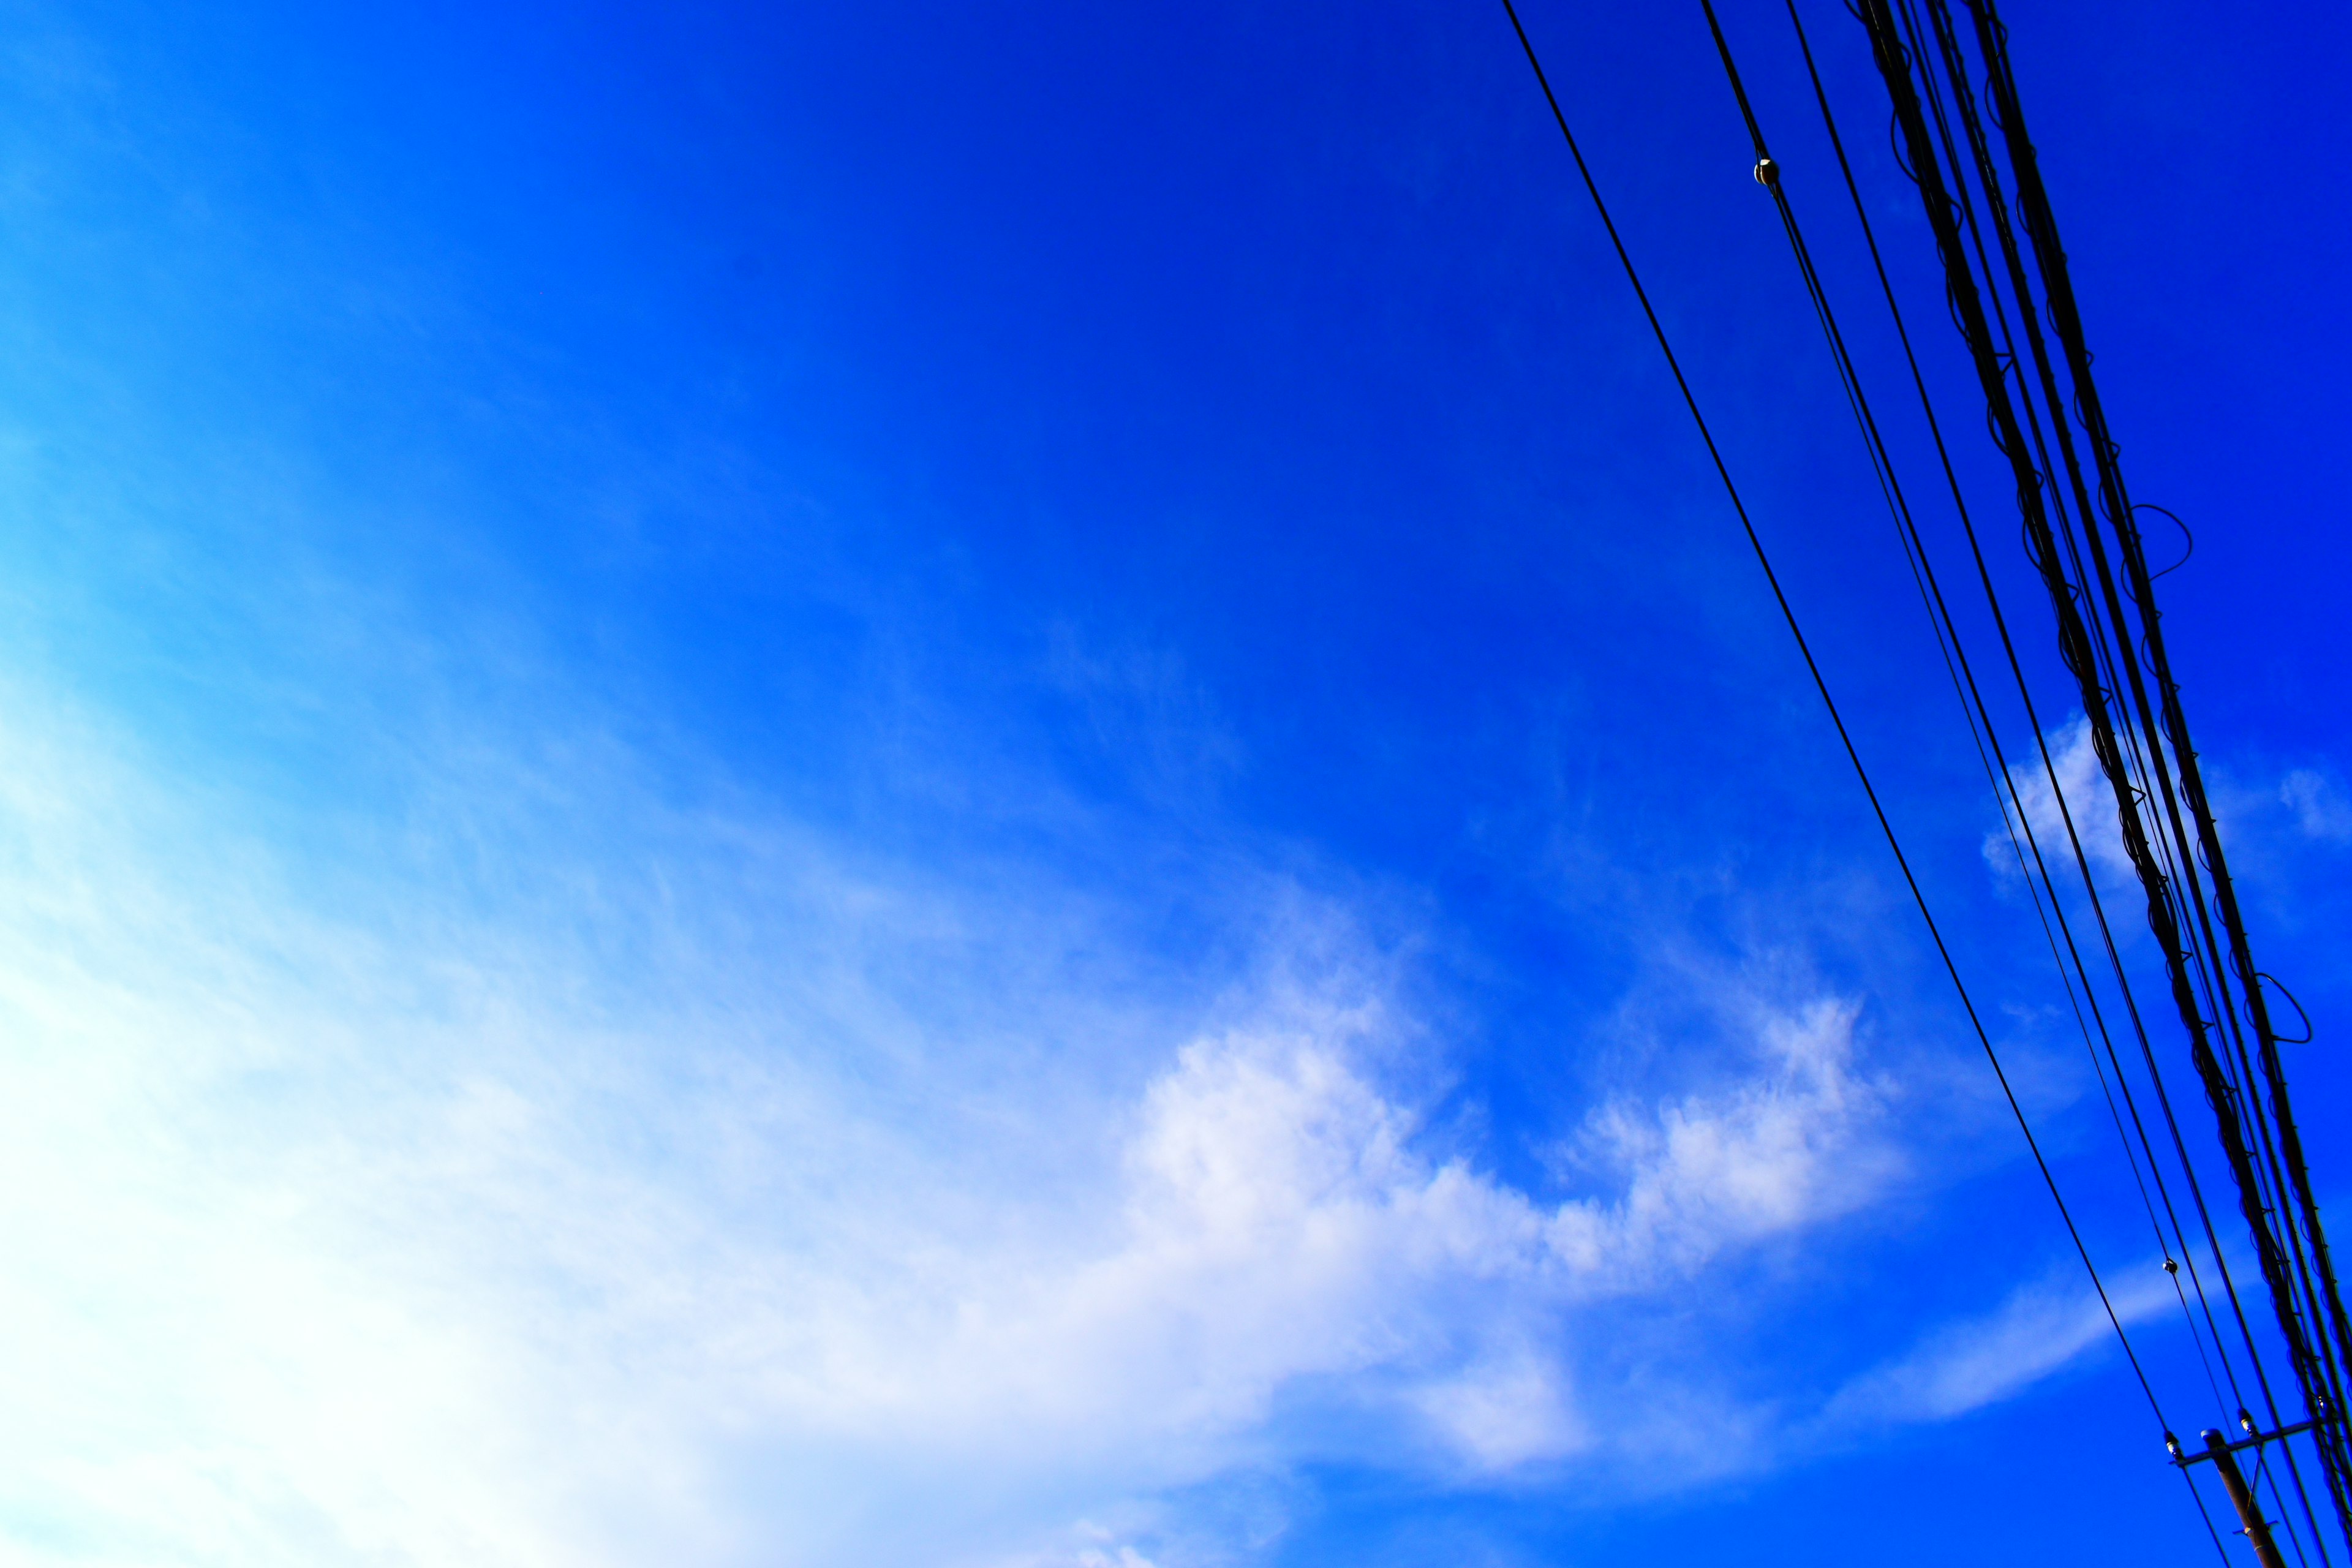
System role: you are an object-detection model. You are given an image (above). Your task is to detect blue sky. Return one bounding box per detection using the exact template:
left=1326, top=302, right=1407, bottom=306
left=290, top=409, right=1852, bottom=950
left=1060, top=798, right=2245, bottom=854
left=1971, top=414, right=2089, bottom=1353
left=0, top=0, right=2347, bottom=1562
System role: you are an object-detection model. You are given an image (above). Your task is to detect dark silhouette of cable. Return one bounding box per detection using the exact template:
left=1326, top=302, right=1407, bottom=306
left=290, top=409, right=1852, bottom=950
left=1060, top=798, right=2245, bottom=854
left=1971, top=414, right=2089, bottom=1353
left=1963, top=0, right=2352, bottom=1450
left=1761, top=0, right=2252, bottom=1413
left=1784, top=0, right=2266, bottom=1442
left=1497, top=0, right=2170, bottom=1430
left=1782, top=5, right=2336, bottom=1550
left=1686, top=9, right=2263, bottom=1545
left=1851, top=0, right=2352, bottom=1542
left=1869, top=7, right=2316, bottom=1501
left=1894, top=5, right=2347, bottom=1540
left=1914, top=0, right=2304, bottom=1438
left=1914, top=0, right=2352, bottom=1522
left=1712, top=0, right=2196, bottom=1360
left=1863, top=0, right=2289, bottom=1455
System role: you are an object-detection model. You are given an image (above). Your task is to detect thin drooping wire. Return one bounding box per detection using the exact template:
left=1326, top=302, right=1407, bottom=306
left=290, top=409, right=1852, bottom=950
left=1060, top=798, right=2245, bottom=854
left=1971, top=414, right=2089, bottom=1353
left=1890, top=2, right=2342, bottom=1538
left=1965, top=0, right=2352, bottom=1450
left=1855, top=0, right=2350, bottom=1544
left=1743, top=0, right=2249, bottom=1408
left=1704, top=0, right=2203, bottom=1379
left=1786, top=0, right=2263, bottom=1438
left=1914, top=0, right=2352, bottom=1516
left=1869, top=0, right=2304, bottom=1468
left=1495, top=0, right=2169, bottom=1430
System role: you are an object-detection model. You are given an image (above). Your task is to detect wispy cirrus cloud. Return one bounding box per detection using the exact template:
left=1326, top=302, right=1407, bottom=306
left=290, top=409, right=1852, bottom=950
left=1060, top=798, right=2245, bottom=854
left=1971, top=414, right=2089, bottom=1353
left=1986, top=714, right=2352, bottom=899
left=1984, top=714, right=2133, bottom=890
left=2279, top=768, right=2352, bottom=844
left=0, top=654, right=1934, bottom=1567
left=1820, top=1265, right=2176, bottom=1433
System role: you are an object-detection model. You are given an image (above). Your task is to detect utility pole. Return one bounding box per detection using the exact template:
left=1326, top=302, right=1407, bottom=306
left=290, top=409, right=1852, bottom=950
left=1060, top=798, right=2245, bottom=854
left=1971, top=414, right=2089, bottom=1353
left=2204, top=1428, right=2290, bottom=1568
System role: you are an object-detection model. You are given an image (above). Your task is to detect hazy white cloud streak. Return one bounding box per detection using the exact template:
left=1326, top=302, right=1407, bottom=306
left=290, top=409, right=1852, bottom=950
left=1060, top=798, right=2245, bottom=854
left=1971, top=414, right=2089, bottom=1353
left=1823, top=1267, right=2176, bottom=1430
left=0, top=666, right=1947, bottom=1567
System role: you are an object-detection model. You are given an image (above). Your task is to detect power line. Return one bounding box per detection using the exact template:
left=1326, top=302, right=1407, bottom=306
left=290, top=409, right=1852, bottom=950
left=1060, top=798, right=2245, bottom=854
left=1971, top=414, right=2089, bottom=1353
left=1690, top=6, right=2249, bottom=1545
left=1844, top=0, right=2352, bottom=1544
left=1771, top=6, right=2262, bottom=1436
left=1904, top=2, right=2352, bottom=1522
left=1496, top=0, right=2171, bottom=1430
left=1857, top=9, right=2324, bottom=1515
left=1962, top=0, right=2352, bottom=1434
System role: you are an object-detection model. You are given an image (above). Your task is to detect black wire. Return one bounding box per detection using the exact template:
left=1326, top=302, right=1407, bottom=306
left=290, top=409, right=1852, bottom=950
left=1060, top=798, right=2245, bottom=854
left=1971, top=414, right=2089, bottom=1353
left=2263, top=975, right=2316, bottom=1047
left=1964, top=0, right=2352, bottom=1453
left=1916, top=0, right=2272, bottom=1394
left=1778, top=4, right=2271, bottom=1438
left=1498, top=0, right=2171, bottom=1430
left=1923, top=0, right=2259, bottom=1263
left=1692, top=19, right=2254, bottom=1552
left=1890, top=18, right=2312, bottom=1491
left=2139, top=503, right=2196, bottom=581
left=1898, top=5, right=2343, bottom=1542
left=1718, top=0, right=2206, bottom=1393
left=1802, top=0, right=2269, bottom=1424
left=1860, top=0, right=2350, bottom=1545
left=1920, top=1, right=2352, bottom=1517
left=1734, top=1, right=2231, bottom=1422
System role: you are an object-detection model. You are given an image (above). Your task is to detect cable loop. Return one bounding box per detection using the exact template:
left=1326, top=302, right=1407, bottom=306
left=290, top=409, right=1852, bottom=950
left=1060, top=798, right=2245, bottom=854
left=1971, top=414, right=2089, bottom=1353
left=2261, top=975, right=2317, bottom=1046
left=2138, top=503, right=2197, bottom=579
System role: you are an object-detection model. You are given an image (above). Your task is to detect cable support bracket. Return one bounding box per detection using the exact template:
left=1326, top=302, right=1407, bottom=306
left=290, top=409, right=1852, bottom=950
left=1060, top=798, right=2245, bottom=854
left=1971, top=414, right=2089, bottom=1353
left=2172, top=1419, right=2324, bottom=1469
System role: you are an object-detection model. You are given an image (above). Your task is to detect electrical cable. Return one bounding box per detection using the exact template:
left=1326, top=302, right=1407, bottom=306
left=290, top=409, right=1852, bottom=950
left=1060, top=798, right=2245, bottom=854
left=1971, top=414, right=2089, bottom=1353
left=1498, top=0, right=2172, bottom=1431
left=1689, top=10, right=2270, bottom=1547
left=1755, top=0, right=2189, bottom=1324
left=1912, top=0, right=2290, bottom=1419
left=1855, top=0, right=2311, bottom=1461
left=1811, top=0, right=2276, bottom=1447
left=1850, top=0, right=2352, bottom=1542
left=1893, top=6, right=2344, bottom=1539
left=1918, top=1, right=2352, bottom=1518
left=1964, top=0, right=2352, bottom=1447
left=1720, top=0, right=2195, bottom=1366
left=1778, top=6, right=2269, bottom=1442
left=1900, top=0, right=2342, bottom=1542
left=1494, top=6, right=2345, bottom=1553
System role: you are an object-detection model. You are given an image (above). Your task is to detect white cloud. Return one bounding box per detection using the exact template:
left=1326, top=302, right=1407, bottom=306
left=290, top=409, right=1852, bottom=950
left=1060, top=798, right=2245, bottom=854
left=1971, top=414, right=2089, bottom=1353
left=1988, top=720, right=2352, bottom=899
left=2281, top=769, right=2352, bottom=843
left=0, top=672, right=1924, bottom=1566
left=1822, top=1265, right=2174, bottom=1430
left=1548, top=999, right=1896, bottom=1284
left=1985, top=714, right=2133, bottom=889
